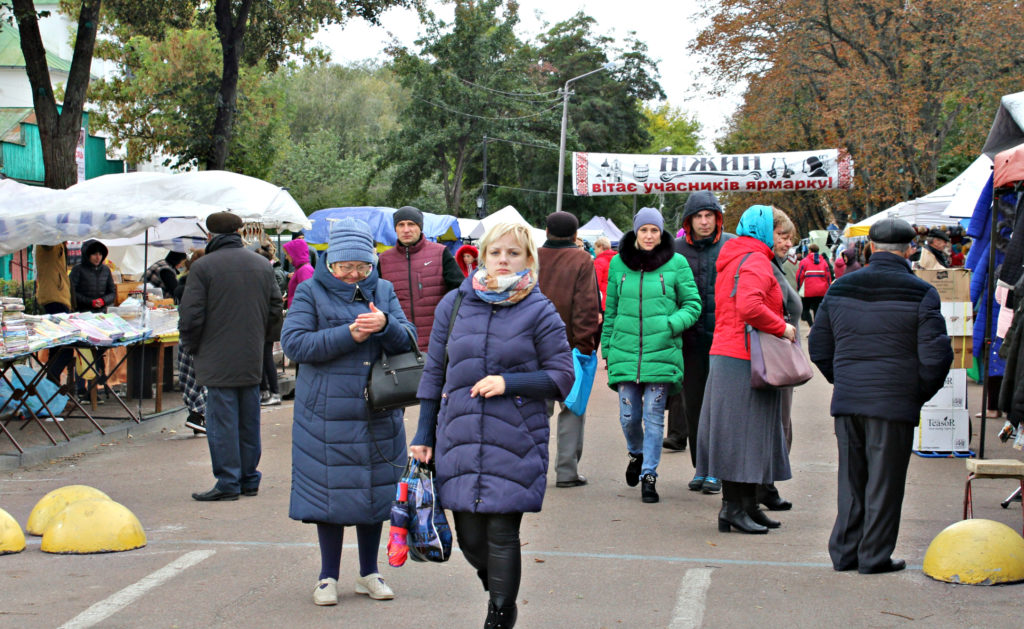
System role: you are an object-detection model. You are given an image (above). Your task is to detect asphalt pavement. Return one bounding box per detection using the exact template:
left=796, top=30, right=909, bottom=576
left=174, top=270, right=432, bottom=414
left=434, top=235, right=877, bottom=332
left=1, top=357, right=1022, bottom=628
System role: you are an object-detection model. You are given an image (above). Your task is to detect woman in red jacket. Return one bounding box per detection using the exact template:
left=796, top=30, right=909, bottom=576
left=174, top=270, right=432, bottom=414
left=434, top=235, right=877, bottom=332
left=695, top=205, right=796, bottom=535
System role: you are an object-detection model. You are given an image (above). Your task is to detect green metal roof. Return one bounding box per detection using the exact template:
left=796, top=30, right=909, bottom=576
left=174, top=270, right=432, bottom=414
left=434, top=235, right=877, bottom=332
left=0, top=26, right=72, bottom=73
left=0, top=108, right=33, bottom=143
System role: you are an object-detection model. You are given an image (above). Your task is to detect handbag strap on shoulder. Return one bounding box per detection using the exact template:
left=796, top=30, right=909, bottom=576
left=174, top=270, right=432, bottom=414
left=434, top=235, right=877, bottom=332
left=442, top=292, right=464, bottom=373
left=730, top=252, right=754, bottom=298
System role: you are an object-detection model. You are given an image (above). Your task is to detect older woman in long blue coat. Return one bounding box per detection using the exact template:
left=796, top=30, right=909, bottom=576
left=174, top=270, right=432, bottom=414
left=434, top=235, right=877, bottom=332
left=281, top=218, right=415, bottom=607
left=410, top=222, right=574, bottom=629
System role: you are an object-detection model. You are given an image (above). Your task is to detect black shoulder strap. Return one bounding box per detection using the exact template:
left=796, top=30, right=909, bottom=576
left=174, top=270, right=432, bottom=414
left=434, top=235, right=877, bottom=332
left=730, top=252, right=754, bottom=298
left=442, top=292, right=464, bottom=373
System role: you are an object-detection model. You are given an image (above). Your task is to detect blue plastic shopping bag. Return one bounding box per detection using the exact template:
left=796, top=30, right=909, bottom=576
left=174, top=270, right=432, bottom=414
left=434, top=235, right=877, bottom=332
left=563, top=349, right=597, bottom=416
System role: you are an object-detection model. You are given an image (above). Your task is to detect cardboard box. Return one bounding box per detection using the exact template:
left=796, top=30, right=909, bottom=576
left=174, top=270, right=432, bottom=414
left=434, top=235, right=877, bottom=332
left=951, top=336, right=973, bottom=369
left=115, top=281, right=142, bottom=306
left=922, top=369, right=968, bottom=410
left=940, top=302, right=974, bottom=336
left=915, top=268, right=972, bottom=302
left=914, top=408, right=970, bottom=452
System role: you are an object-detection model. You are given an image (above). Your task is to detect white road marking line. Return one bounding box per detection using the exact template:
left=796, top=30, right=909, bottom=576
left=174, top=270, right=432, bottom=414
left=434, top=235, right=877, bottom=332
left=58, top=550, right=215, bottom=629
left=669, top=567, right=714, bottom=629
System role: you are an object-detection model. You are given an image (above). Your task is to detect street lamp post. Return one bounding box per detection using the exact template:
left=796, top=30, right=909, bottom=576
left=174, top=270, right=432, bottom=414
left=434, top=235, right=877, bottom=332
left=556, top=61, right=618, bottom=212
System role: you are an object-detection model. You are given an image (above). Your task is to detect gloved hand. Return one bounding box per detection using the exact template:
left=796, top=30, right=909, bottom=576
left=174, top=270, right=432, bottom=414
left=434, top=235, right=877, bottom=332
left=91, top=298, right=104, bottom=308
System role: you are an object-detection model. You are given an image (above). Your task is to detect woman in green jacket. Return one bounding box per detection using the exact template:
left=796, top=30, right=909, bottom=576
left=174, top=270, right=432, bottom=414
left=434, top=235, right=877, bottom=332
left=602, top=207, right=702, bottom=503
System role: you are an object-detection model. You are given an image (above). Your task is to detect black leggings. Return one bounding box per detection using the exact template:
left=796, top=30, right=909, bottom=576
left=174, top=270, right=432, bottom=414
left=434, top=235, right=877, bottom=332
left=260, top=341, right=279, bottom=394
left=722, top=480, right=757, bottom=501
left=453, top=511, right=523, bottom=608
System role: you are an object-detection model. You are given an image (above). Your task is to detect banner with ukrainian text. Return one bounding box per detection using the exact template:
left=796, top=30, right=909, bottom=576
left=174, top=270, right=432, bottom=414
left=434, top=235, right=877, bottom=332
left=573, top=149, right=854, bottom=196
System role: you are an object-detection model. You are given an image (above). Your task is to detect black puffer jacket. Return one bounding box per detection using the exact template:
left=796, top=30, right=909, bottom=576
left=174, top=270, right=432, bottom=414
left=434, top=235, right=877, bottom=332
left=68, top=239, right=116, bottom=313
left=998, top=273, right=1024, bottom=426
left=808, top=252, right=952, bottom=423
left=673, top=191, right=735, bottom=346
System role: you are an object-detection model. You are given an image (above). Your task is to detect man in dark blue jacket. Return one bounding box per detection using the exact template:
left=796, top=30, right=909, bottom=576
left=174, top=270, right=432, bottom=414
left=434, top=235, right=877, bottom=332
left=808, top=217, right=952, bottom=574
left=668, top=191, right=733, bottom=495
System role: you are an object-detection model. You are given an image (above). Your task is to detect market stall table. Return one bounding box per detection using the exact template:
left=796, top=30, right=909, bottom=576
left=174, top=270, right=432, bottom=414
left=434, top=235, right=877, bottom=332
left=0, top=344, right=74, bottom=452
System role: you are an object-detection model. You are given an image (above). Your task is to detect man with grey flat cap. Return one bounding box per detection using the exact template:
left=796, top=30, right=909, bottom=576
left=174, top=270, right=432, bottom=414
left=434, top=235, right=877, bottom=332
left=808, top=217, right=951, bottom=574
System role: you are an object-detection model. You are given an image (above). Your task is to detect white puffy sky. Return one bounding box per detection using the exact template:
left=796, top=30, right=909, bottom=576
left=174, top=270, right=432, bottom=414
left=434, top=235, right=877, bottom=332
left=313, top=0, right=743, bottom=150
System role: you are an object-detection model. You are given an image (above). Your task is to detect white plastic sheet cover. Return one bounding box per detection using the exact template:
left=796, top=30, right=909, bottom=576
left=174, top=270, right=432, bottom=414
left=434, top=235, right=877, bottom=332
left=0, top=179, right=169, bottom=256
left=69, top=170, right=311, bottom=231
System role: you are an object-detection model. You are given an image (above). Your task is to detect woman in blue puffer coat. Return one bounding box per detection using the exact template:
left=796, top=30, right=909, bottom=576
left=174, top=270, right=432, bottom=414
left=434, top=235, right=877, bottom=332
left=410, top=222, right=574, bottom=629
left=281, top=218, right=415, bottom=607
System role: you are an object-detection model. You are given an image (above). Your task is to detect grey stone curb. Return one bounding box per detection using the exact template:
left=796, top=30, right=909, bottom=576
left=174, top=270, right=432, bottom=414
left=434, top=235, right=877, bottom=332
left=0, top=406, right=188, bottom=471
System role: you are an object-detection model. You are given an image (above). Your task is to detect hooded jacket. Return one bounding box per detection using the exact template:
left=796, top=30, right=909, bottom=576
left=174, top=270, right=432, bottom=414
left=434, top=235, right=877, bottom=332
left=281, top=259, right=414, bottom=525
left=808, top=251, right=952, bottom=422
left=601, top=230, right=702, bottom=391
left=455, top=244, right=479, bottom=277
left=68, top=239, right=116, bottom=313
left=710, top=208, right=787, bottom=361
left=283, top=239, right=314, bottom=309
left=674, top=191, right=736, bottom=345
left=415, top=277, right=574, bottom=513
left=797, top=252, right=832, bottom=297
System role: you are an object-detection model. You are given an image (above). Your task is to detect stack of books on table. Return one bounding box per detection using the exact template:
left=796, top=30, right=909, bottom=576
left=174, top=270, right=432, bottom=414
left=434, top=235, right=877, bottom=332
left=1, top=298, right=29, bottom=356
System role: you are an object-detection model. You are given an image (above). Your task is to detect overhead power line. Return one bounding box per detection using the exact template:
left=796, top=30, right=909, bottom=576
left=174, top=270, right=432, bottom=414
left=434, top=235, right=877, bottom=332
left=484, top=183, right=557, bottom=196
left=411, top=96, right=563, bottom=121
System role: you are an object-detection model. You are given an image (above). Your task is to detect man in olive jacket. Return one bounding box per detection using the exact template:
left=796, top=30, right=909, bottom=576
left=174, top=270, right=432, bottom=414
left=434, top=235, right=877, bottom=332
left=538, top=211, right=601, bottom=488
left=179, top=212, right=283, bottom=501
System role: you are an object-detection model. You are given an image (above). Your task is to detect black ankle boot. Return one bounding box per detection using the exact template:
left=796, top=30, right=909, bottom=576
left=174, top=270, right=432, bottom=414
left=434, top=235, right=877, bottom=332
left=625, top=452, right=643, bottom=487
left=718, top=499, right=768, bottom=534
left=744, top=497, right=780, bottom=529
left=484, top=600, right=518, bottom=628
left=757, top=483, right=792, bottom=511
left=641, top=474, right=659, bottom=503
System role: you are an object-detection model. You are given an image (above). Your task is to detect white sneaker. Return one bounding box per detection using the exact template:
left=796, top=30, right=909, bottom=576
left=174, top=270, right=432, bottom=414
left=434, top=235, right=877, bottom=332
left=313, top=578, right=338, bottom=606
left=262, top=393, right=282, bottom=406
left=260, top=390, right=271, bottom=404
left=354, top=573, right=394, bottom=600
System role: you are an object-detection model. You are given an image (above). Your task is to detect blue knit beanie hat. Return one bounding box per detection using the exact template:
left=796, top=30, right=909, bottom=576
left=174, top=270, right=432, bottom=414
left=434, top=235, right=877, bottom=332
left=633, top=207, right=664, bottom=233
left=327, top=218, right=377, bottom=266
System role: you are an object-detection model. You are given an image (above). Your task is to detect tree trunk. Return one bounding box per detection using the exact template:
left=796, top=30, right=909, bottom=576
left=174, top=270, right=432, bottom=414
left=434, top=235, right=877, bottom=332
left=13, top=0, right=101, bottom=189
left=209, top=0, right=253, bottom=170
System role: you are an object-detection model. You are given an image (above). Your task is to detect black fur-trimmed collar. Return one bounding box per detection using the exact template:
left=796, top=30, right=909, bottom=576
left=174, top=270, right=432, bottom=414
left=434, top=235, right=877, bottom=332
left=618, top=231, right=676, bottom=271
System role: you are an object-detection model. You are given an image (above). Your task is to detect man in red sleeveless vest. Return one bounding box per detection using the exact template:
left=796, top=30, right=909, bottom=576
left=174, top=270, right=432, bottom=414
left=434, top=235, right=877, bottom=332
left=378, top=206, right=463, bottom=350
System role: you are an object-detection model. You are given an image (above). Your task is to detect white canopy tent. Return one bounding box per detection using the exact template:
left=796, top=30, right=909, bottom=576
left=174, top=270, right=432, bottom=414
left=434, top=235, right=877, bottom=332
left=69, top=170, right=311, bottom=231
left=844, top=154, right=991, bottom=236
left=468, top=206, right=546, bottom=248
left=0, top=179, right=220, bottom=256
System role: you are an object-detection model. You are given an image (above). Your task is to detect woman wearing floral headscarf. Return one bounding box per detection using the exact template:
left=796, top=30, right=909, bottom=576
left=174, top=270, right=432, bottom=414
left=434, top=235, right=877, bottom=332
left=696, top=205, right=796, bottom=535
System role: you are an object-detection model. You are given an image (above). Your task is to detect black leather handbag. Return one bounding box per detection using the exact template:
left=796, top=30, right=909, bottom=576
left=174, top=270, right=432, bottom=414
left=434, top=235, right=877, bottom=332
left=366, top=327, right=425, bottom=412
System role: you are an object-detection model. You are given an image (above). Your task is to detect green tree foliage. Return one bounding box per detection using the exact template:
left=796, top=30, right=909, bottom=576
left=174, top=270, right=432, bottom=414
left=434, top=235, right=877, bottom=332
left=89, top=27, right=285, bottom=176
left=269, top=62, right=411, bottom=210
left=386, top=3, right=667, bottom=228
left=644, top=103, right=701, bottom=156
left=91, top=0, right=409, bottom=170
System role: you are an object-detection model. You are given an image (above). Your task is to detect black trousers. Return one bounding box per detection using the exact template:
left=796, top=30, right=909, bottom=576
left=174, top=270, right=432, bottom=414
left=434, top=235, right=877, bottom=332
left=666, top=339, right=710, bottom=467
left=260, top=341, right=278, bottom=395
left=453, top=511, right=523, bottom=608
left=829, top=415, right=914, bottom=572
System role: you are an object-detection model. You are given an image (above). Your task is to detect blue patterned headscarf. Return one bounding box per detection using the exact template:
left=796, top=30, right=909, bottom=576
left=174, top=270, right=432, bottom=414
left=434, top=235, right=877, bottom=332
left=736, top=205, right=774, bottom=249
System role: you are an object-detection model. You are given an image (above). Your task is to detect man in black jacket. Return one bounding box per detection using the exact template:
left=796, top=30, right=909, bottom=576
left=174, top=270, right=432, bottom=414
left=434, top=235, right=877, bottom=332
left=668, top=191, right=733, bottom=495
left=808, top=217, right=952, bottom=574
left=179, top=212, right=283, bottom=501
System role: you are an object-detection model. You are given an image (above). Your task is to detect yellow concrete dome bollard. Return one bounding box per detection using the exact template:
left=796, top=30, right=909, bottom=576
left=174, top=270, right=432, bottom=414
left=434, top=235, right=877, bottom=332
left=26, top=485, right=111, bottom=536
left=40, top=498, right=146, bottom=554
left=0, top=508, right=26, bottom=555
left=923, top=519, right=1024, bottom=585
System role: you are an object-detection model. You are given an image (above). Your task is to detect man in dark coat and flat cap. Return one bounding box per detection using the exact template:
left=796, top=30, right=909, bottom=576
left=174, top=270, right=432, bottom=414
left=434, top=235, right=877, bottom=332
left=808, top=217, right=952, bottom=574
left=179, top=211, right=283, bottom=501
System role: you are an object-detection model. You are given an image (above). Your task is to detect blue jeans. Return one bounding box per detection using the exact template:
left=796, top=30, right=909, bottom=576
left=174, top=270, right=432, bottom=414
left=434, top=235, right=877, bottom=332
left=205, top=385, right=262, bottom=493
left=617, top=382, right=667, bottom=478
